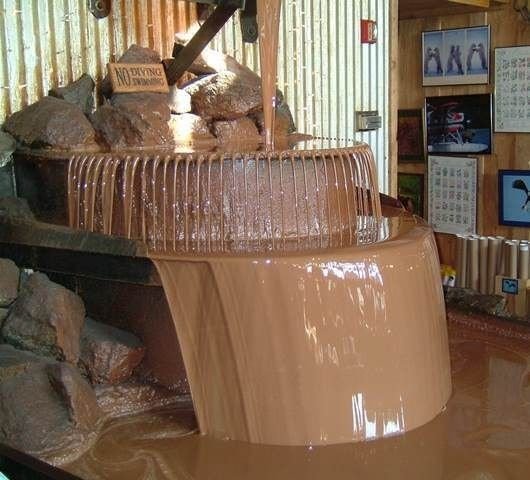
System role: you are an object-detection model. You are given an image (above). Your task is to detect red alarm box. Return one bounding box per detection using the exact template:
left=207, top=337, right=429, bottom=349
left=361, top=20, right=377, bottom=44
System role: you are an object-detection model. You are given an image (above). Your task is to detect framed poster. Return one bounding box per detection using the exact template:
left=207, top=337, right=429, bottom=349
left=498, top=170, right=530, bottom=227
left=397, top=109, right=425, bottom=163
left=398, top=173, right=424, bottom=217
left=422, top=26, right=490, bottom=86
left=494, top=46, right=530, bottom=133
left=428, top=155, right=477, bottom=235
left=425, top=94, right=492, bottom=155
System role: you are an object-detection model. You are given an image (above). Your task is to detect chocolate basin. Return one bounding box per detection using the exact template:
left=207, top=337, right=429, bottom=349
left=13, top=143, right=452, bottom=446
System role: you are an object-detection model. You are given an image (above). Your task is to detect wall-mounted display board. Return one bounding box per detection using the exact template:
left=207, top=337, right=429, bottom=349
left=422, top=26, right=490, bottom=86
left=428, top=155, right=477, bottom=235
left=397, top=109, right=425, bottom=163
left=498, top=169, right=530, bottom=227
left=425, top=94, right=492, bottom=154
left=494, top=46, right=530, bottom=133
left=398, top=173, right=425, bottom=217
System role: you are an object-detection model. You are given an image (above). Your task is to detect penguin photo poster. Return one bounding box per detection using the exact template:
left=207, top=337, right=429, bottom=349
left=422, top=26, right=490, bottom=86
left=499, top=170, right=530, bottom=227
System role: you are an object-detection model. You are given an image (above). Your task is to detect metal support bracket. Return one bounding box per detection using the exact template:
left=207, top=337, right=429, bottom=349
left=88, top=0, right=111, bottom=19
left=165, top=4, right=238, bottom=85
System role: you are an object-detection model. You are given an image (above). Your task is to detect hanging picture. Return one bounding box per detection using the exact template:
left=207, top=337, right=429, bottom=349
left=397, top=109, right=425, bottom=163
left=422, top=26, right=490, bottom=86
left=425, top=94, right=492, bottom=155
left=428, top=155, right=477, bottom=235
left=498, top=170, right=530, bottom=227
left=494, top=46, right=530, bottom=133
left=398, top=173, right=424, bottom=217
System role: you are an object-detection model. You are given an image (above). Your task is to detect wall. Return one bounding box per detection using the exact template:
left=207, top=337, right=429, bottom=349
left=398, top=6, right=530, bottom=265
left=0, top=0, right=195, bottom=122
left=211, top=0, right=396, bottom=194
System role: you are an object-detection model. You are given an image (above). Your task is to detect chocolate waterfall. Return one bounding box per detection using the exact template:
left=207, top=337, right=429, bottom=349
left=67, top=144, right=382, bottom=254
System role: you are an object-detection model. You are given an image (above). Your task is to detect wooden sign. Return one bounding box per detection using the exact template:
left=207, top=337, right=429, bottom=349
left=108, top=63, right=169, bottom=93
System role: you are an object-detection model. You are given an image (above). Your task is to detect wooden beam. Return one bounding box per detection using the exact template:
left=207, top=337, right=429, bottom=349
left=447, top=0, right=490, bottom=6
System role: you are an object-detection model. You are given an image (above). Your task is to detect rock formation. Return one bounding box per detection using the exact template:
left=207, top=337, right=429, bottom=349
left=1, top=42, right=297, bottom=151
left=49, top=73, right=96, bottom=115
left=0, top=258, right=176, bottom=465
left=2, top=272, right=85, bottom=363
left=3, top=96, right=97, bottom=150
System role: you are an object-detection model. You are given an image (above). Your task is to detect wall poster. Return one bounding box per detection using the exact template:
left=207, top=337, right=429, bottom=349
left=495, top=45, right=530, bottom=133
left=428, top=155, right=477, bottom=235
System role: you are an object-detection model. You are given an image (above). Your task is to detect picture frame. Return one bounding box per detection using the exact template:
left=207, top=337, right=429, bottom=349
left=494, top=45, right=530, bottom=133
left=498, top=170, right=530, bottom=227
left=425, top=94, right=492, bottom=155
left=422, top=25, right=490, bottom=86
left=397, top=109, right=425, bottom=163
left=428, top=155, right=477, bottom=235
left=398, top=173, right=424, bottom=217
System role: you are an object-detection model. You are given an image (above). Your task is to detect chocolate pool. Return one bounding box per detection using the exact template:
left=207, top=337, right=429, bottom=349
left=61, top=140, right=452, bottom=446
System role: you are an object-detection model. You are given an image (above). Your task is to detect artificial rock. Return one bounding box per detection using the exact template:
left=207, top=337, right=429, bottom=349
left=79, top=318, right=145, bottom=385
left=1, top=272, right=85, bottom=363
left=184, top=71, right=263, bottom=121
left=49, top=73, right=95, bottom=115
left=91, top=93, right=173, bottom=149
left=212, top=117, right=261, bottom=143
left=3, top=96, right=97, bottom=150
left=0, top=348, right=101, bottom=462
left=168, top=85, right=192, bottom=114
left=0, top=258, right=19, bottom=307
left=169, top=113, right=215, bottom=142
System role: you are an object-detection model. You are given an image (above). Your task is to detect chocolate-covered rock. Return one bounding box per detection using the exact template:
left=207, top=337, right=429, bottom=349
left=0, top=344, right=42, bottom=382
left=251, top=101, right=296, bottom=137
left=174, top=33, right=261, bottom=84
left=1, top=272, right=85, bottom=363
left=101, top=45, right=162, bottom=98
left=3, top=96, right=97, bottom=149
left=79, top=318, right=145, bottom=385
left=212, top=117, right=260, bottom=144
left=184, top=71, right=262, bottom=120
left=169, top=113, right=215, bottom=142
left=49, top=73, right=95, bottom=115
left=0, top=347, right=101, bottom=462
left=168, top=85, right=192, bottom=114
left=0, top=258, right=19, bottom=307
left=47, top=362, right=102, bottom=429
left=91, top=93, right=173, bottom=149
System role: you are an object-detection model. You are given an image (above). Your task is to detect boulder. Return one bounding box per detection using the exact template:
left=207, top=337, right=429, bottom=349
left=0, top=348, right=101, bottom=462
left=184, top=71, right=262, bottom=120
left=95, top=380, right=185, bottom=418
left=0, top=196, right=35, bottom=221
left=47, top=362, right=102, bottom=429
left=174, top=34, right=260, bottom=85
left=101, top=45, right=162, bottom=98
left=0, top=344, right=42, bottom=382
left=49, top=73, right=95, bottom=115
left=91, top=93, right=173, bottom=149
left=169, top=113, right=215, bottom=142
left=168, top=85, right=192, bottom=114
left=3, top=96, right=97, bottom=149
left=251, top=102, right=297, bottom=138
left=1, top=272, right=85, bottom=363
left=79, top=318, right=145, bottom=385
left=212, top=117, right=260, bottom=144
left=0, top=307, right=8, bottom=323
left=0, top=258, right=19, bottom=307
